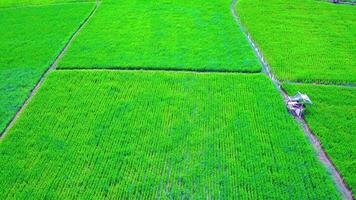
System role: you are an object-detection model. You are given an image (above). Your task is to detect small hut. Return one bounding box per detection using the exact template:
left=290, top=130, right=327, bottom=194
left=287, top=92, right=312, bottom=118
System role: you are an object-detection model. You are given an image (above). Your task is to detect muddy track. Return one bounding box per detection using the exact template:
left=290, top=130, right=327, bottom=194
left=232, top=0, right=354, bottom=199
left=0, top=0, right=101, bottom=139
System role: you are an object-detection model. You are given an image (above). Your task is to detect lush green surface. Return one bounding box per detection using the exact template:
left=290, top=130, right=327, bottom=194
left=0, top=0, right=93, bottom=8
left=236, top=0, right=356, bottom=83
left=0, top=71, right=340, bottom=199
left=58, top=0, right=261, bottom=72
left=283, top=83, right=356, bottom=192
left=0, top=3, right=94, bottom=132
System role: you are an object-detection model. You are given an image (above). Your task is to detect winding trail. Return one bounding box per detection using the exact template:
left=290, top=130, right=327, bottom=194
left=232, top=0, right=353, bottom=199
left=0, top=0, right=101, bottom=139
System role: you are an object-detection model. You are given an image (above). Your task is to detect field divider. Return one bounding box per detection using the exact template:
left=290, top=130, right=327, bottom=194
left=232, top=0, right=354, bottom=199
left=51, top=0, right=101, bottom=69
left=329, top=0, right=356, bottom=5
left=55, top=67, right=261, bottom=74
left=0, top=0, right=100, bottom=139
left=281, top=80, right=356, bottom=88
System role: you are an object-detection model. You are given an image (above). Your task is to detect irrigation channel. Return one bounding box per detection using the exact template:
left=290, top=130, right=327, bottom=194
left=0, top=0, right=354, bottom=199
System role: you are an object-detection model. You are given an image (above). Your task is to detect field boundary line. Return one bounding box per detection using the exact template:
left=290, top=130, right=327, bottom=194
left=0, top=0, right=100, bottom=139
left=56, top=67, right=261, bottom=74
left=52, top=0, right=100, bottom=69
left=329, top=0, right=356, bottom=5
left=0, top=1, right=94, bottom=10
left=282, top=81, right=356, bottom=88
left=232, top=0, right=354, bottom=199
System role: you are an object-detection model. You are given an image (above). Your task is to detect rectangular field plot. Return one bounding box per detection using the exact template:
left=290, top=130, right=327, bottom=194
left=0, top=3, right=94, bottom=132
left=283, top=83, right=356, bottom=192
left=236, top=0, right=356, bottom=84
left=58, top=0, right=261, bottom=72
left=0, top=71, right=340, bottom=199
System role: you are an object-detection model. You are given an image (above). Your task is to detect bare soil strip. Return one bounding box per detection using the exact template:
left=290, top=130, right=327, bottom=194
left=232, top=0, right=354, bottom=199
left=0, top=0, right=100, bottom=139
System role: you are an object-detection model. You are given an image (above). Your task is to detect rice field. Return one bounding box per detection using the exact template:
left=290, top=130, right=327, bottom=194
left=0, top=2, right=94, bottom=132
left=58, top=0, right=261, bottom=72
left=236, top=0, right=356, bottom=83
left=0, top=71, right=340, bottom=199
left=283, top=83, right=356, bottom=192
left=0, top=0, right=354, bottom=198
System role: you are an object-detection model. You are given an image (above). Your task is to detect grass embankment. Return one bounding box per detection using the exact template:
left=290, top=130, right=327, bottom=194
left=0, top=71, right=340, bottom=199
left=236, top=0, right=356, bottom=83
left=283, top=83, right=356, bottom=192
left=0, top=3, right=94, bottom=132
left=58, top=0, right=261, bottom=72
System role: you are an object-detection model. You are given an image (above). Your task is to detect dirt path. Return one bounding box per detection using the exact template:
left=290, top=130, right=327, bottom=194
left=232, top=0, right=354, bottom=199
left=0, top=0, right=100, bottom=139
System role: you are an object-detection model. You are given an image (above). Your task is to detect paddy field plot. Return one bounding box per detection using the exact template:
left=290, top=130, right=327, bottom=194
left=283, top=83, right=356, bottom=192
left=58, top=0, right=261, bottom=72
left=0, top=3, right=94, bottom=132
left=0, top=71, right=340, bottom=199
left=236, top=0, right=356, bottom=83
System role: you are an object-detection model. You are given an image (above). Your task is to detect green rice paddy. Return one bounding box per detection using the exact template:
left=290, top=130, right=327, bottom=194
left=0, top=0, right=354, bottom=198
left=236, top=0, right=356, bottom=83
left=0, top=2, right=94, bottom=132
left=0, top=71, right=340, bottom=199
left=283, top=83, right=356, bottom=192
left=58, top=0, right=261, bottom=72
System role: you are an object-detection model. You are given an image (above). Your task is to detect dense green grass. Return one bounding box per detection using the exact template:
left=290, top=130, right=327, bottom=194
left=236, top=0, right=356, bottom=83
left=0, top=71, right=340, bottom=199
left=58, top=0, right=261, bottom=72
left=0, top=3, right=94, bottom=132
left=0, top=0, right=93, bottom=8
left=283, top=83, right=356, bottom=192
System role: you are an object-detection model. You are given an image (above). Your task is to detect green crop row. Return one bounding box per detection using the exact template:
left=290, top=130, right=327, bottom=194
left=0, top=3, right=94, bottom=132
left=236, top=0, right=356, bottom=83
left=0, top=71, right=340, bottom=199
left=283, top=83, right=356, bottom=192
left=58, top=0, right=261, bottom=72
